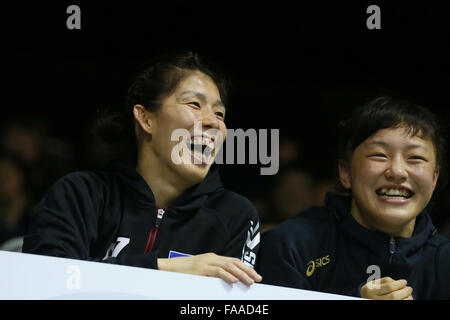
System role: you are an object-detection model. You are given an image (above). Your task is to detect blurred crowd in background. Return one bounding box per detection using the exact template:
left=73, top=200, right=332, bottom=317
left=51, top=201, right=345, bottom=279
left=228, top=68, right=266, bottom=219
left=2, top=115, right=450, bottom=251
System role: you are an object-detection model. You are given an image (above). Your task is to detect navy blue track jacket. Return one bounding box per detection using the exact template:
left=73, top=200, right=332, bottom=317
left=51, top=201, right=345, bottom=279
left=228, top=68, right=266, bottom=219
left=256, top=193, right=450, bottom=299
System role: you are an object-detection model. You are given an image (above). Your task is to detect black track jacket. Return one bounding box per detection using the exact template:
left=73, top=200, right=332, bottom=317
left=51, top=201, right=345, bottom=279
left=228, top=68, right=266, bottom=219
left=23, top=161, right=261, bottom=270
left=257, top=193, right=450, bottom=299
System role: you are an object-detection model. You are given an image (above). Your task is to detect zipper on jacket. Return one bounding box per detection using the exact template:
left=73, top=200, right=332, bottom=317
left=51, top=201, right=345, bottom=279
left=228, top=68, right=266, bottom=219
left=388, top=237, right=395, bottom=264
left=144, top=207, right=166, bottom=254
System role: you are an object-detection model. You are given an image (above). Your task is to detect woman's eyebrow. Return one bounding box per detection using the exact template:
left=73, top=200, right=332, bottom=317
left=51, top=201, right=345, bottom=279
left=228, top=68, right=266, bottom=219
left=367, top=140, right=388, bottom=148
left=179, top=91, right=225, bottom=109
left=404, top=143, right=427, bottom=151
left=368, top=140, right=427, bottom=151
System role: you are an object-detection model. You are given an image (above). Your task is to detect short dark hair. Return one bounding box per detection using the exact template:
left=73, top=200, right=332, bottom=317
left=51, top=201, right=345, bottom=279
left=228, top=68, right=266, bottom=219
left=337, top=95, right=447, bottom=172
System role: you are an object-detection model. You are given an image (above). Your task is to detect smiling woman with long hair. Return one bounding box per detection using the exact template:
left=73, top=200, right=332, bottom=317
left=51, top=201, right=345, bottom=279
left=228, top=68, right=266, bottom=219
left=23, top=52, right=262, bottom=286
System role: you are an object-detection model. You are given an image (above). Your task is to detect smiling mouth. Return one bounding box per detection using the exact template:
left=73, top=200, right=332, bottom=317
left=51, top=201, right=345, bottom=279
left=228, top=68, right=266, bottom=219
left=375, top=187, right=414, bottom=200
left=184, top=137, right=215, bottom=165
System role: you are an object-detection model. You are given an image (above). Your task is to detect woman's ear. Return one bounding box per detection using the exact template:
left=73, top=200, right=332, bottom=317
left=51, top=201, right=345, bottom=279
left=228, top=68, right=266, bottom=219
left=432, top=166, right=440, bottom=190
left=338, top=160, right=352, bottom=190
left=133, top=104, right=153, bottom=135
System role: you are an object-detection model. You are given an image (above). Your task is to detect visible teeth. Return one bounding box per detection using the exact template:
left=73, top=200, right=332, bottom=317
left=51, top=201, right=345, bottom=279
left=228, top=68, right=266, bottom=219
left=183, top=137, right=216, bottom=164
left=377, top=188, right=412, bottom=198
left=189, top=138, right=215, bottom=152
left=192, top=137, right=213, bottom=146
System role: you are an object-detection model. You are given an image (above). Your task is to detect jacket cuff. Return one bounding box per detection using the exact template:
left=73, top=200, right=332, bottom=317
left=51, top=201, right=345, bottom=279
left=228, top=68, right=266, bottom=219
left=115, top=252, right=159, bottom=269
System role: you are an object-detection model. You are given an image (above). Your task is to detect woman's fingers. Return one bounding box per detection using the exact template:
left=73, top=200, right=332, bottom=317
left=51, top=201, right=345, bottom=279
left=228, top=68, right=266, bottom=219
left=377, top=279, right=408, bottom=296
left=158, top=253, right=262, bottom=285
left=386, top=285, right=413, bottom=300
left=208, top=255, right=262, bottom=285
left=207, top=265, right=239, bottom=283
left=220, top=259, right=258, bottom=285
left=361, top=276, right=414, bottom=300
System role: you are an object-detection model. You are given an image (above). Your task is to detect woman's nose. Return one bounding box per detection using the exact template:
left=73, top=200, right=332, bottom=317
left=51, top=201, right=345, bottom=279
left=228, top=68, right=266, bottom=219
left=200, top=108, right=220, bottom=130
left=385, top=156, right=408, bottom=182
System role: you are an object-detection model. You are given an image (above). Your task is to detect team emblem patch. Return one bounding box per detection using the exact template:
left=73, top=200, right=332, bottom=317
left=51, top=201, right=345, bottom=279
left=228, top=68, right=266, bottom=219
left=169, top=250, right=193, bottom=258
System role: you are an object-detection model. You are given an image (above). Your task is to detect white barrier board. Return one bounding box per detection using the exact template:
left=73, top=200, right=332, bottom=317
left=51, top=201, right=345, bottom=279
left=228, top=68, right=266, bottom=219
left=0, top=250, right=359, bottom=300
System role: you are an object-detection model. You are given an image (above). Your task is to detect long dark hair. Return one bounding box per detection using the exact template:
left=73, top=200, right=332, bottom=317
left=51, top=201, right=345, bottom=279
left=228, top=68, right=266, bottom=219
left=89, top=51, right=229, bottom=167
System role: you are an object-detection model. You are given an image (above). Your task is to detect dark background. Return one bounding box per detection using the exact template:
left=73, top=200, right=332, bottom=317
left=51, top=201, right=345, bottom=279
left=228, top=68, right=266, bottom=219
left=2, top=1, right=450, bottom=232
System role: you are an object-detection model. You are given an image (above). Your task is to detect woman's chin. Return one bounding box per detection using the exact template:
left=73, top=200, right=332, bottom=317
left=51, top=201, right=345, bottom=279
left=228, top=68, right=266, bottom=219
left=175, top=162, right=212, bottom=185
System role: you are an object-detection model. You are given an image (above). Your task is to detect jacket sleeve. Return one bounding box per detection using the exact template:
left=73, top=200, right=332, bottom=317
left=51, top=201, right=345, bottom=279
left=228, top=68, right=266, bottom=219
left=23, top=173, right=102, bottom=259
left=435, top=241, right=450, bottom=299
left=22, top=172, right=158, bottom=270
left=219, top=194, right=261, bottom=269
left=102, top=253, right=158, bottom=269
left=256, top=227, right=312, bottom=290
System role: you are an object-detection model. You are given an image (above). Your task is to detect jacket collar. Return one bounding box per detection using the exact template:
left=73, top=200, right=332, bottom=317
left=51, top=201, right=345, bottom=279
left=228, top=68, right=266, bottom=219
left=110, top=159, right=223, bottom=214
left=325, top=193, right=437, bottom=264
